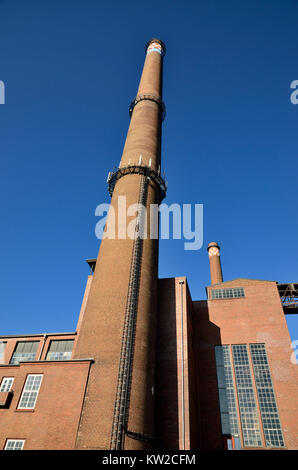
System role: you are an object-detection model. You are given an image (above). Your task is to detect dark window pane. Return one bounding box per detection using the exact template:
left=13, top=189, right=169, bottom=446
left=10, top=342, right=39, bottom=365
left=250, top=344, right=285, bottom=448
left=46, top=340, right=74, bottom=361
left=232, top=344, right=262, bottom=447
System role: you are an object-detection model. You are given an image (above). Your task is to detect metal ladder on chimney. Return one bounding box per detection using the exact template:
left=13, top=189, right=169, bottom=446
left=110, top=175, right=149, bottom=450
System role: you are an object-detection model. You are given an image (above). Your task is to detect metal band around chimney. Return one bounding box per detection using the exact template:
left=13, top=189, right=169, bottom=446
left=129, top=94, right=166, bottom=121
left=107, top=164, right=167, bottom=201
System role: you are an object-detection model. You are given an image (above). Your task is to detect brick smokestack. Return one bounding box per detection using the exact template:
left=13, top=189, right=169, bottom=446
left=207, top=242, right=223, bottom=285
left=74, top=39, right=166, bottom=450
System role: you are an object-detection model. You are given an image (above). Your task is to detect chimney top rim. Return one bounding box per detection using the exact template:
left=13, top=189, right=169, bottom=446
left=145, top=38, right=166, bottom=55
left=207, top=241, right=220, bottom=251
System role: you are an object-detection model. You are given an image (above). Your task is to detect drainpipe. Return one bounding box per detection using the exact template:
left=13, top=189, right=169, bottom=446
left=38, top=334, right=47, bottom=361
left=179, top=280, right=185, bottom=450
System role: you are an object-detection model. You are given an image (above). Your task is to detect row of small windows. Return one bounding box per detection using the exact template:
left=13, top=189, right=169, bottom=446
left=215, top=344, right=285, bottom=449
left=0, top=339, right=74, bottom=365
left=211, top=288, right=245, bottom=300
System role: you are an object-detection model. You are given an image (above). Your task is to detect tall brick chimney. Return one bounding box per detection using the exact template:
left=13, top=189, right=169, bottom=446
left=74, top=39, right=166, bottom=450
left=207, top=242, right=223, bottom=285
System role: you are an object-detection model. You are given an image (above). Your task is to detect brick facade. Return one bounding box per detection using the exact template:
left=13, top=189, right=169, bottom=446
left=0, top=39, right=297, bottom=451
left=0, top=269, right=297, bottom=450
left=0, top=334, right=92, bottom=450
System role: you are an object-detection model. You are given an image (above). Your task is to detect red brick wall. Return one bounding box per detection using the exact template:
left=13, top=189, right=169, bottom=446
left=192, top=300, right=223, bottom=450
left=156, top=278, right=200, bottom=450
left=0, top=333, right=77, bottom=365
left=156, top=278, right=178, bottom=448
left=0, top=360, right=91, bottom=450
left=193, top=279, right=298, bottom=450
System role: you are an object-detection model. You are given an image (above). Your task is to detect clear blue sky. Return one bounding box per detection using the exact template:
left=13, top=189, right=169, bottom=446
left=0, top=1, right=297, bottom=345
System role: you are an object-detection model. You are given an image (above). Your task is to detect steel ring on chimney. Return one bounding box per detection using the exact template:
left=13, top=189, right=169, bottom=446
left=107, top=164, right=167, bottom=201
left=129, top=94, right=166, bottom=121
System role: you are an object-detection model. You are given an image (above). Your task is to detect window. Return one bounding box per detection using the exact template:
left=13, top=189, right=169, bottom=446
left=18, top=374, right=43, bottom=410
left=4, top=439, right=25, bottom=450
left=46, top=340, right=74, bottom=361
left=215, top=343, right=285, bottom=449
left=211, top=288, right=245, bottom=300
left=232, top=344, right=263, bottom=447
left=10, top=341, right=39, bottom=365
left=0, top=342, right=7, bottom=364
left=0, top=377, right=14, bottom=392
left=250, top=344, right=285, bottom=448
left=225, top=436, right=241, bottom=450
left=215, top=346, right=240, bottom=439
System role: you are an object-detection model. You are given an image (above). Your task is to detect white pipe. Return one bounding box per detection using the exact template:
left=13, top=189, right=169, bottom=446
left=38, top=334, right=47, bottom=361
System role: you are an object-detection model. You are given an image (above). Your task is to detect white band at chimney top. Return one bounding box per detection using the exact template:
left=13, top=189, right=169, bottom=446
left=147, top=42, right=162, bottom=55
left=208, top=247, right=220, bottom=257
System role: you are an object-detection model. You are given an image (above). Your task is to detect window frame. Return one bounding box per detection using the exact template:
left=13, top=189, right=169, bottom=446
left=231, top=344, right=263, bottom=448
left=4, top=439, right=25, bottom=450
left=17, top=374, right=43, bottom=410
left=45, top=339, right=74, bottom=361
left=214, top=345, right=240, bottom=438
left=0, top=377, right=14, bottom=393
left=211, top=287, right=245, bottom=300
left=0, top=341, right=7, bottom=364
left=249, top=343, right=285, bottom=448
left=10, top=341, right=39, bottom=365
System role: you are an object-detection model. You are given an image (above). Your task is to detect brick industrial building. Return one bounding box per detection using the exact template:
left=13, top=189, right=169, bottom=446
left=0, top=39, right=297, bottom=451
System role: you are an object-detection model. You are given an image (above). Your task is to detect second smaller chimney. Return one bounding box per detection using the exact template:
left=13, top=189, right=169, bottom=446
left=207, top=242, right=223, bottom=285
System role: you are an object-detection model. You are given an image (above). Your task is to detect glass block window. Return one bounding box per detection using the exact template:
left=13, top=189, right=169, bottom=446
left=215, top=346, right=240, bottom=437
left=46, top=340, right=74, bottom=361
left=211, top=288, right=245, bottom=300
left=10, top=341, right=39, bottom=365
left=0, top=342, right=6, bottom=364
left=250, top=344, right=285, bottom=448
left=18, top=374, right=43, bottom=410
left=4, top=439, right=25, bottom=450
left=232, top=344, right=263, bottom=447
left=0, top=377, right=14, bottom=392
